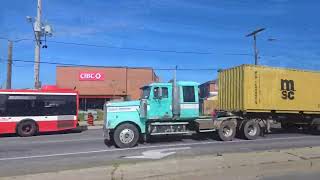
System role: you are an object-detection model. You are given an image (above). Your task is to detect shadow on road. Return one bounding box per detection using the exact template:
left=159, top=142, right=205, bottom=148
left=0, top=126, right=87, bottom=138
left=145, top=127, right=316, bottom=145
left=269, top=127, right=315, bottom=135
left=147, top=132, right=220, bottom=143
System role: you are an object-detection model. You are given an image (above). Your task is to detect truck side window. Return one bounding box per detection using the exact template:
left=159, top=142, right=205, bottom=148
left=183, top=86, right=195, bottom=102
left=153, top=87, right=160, bottom=98
left=154, top=87, right=168, bottom=98
left=162, top=87, right=168, bottom=98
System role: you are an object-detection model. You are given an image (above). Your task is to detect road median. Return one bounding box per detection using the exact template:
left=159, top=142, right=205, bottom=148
left=2, top=146, right=320, bottom=180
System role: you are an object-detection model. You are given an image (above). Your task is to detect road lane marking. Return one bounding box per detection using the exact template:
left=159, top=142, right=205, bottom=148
left=1, top=138, right=104, bottom=145
left=124, top=147, right=191, bottom=159
left=0, top=135, right=317, bottom=161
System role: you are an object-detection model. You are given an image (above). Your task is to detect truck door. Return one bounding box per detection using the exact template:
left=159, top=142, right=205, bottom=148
left=180, top=85, right=199, bottom=119
left=148, top=86, right=172, bottom=119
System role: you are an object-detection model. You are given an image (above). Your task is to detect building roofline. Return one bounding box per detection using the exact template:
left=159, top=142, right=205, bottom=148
left=200, top=80, right=217, bottom=86
left=56, top=65, right=154, bottom=70
left=148, top=81, right=200, bottom=86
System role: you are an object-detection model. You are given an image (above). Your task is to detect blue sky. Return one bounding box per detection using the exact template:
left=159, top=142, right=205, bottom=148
left=0, top=0, right=320, bottom=88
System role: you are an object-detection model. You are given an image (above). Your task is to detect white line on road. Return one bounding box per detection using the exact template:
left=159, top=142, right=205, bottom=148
left=0, top=136, right=316, bottom=161
left=1, top=138, right=104, bottom=145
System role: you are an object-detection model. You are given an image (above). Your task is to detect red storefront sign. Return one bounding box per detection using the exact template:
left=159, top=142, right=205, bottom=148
left=79, top=72, right=105, bottom=81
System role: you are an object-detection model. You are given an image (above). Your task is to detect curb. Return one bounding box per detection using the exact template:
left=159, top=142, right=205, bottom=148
left=87, top=125, right=103, bottom=130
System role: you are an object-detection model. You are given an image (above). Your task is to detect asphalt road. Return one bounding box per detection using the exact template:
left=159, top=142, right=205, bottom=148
left=1, top=128, right=320, bottom=177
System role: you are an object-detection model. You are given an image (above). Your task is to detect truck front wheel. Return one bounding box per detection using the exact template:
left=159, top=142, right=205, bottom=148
left=217, top=121, right=236, bottom=141
left=113, top=123, right=140, bottom=148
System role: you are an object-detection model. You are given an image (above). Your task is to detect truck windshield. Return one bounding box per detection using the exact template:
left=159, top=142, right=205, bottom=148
left=141, top=87, right=151, bottom=99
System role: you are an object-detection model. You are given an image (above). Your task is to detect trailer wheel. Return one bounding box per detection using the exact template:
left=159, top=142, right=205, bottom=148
left=242, top=120, right=260, bottom=140
left=217, top=121, right=236, bottom=141
left=17, top=120, right=37, bottom=137
left=113, top=123, right=140, bottom=148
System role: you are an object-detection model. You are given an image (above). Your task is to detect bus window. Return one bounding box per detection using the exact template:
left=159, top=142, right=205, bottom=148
left=39, top=95, right=77, bottom=116
left=0, top=95, right=7, bottom=116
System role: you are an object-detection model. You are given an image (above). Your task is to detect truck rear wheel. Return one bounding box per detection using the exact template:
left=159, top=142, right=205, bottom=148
left=113, top=123, right=140, bottom=148
left=242, top=120, right=260, bottom=140
left=217, top=121, right=236, bottom=141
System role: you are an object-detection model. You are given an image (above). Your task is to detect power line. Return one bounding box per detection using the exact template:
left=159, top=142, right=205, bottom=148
left=0, top=58, right=220, bottom=71
left=0, top=37, right=31, bottom=43
left=47, top=40, right=252, bottom=56
left=0, top=37, right=252, bottom=56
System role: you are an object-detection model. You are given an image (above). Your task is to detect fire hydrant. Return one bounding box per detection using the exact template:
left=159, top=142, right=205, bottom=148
left=87, top=113, right=94, bottom=126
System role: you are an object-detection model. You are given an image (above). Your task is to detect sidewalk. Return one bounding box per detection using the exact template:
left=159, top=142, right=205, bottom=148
left=79, top=120, right=103, bottom=130
left=2, top=146, right=320, bottom=180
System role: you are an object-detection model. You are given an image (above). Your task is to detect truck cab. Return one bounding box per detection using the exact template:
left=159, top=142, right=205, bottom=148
left=141, top=81, right=199, bottom=120
left=103, top=81, right=212, bottom=148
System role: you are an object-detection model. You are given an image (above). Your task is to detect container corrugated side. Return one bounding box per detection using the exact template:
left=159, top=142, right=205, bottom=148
left=219, top=64, right=320, bottom=114
left=218, top=66, right=244, bottom=112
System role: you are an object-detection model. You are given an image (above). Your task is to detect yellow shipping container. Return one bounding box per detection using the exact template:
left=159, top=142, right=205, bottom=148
left=219, top=65, right=320, bottom=114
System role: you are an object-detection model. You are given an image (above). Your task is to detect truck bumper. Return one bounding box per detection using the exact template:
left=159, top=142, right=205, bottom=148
left=103, top=125, right=111, bottom=141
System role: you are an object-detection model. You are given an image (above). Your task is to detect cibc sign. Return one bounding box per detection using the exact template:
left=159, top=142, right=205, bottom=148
left=79, top=72, right=105, bottom=81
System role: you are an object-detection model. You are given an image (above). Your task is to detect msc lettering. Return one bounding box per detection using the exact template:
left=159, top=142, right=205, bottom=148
left=280, top=79, right=295, bottom=100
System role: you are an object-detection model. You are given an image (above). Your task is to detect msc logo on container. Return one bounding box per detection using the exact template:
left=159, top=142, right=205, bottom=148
left=281, top=79, right=295, bottom=100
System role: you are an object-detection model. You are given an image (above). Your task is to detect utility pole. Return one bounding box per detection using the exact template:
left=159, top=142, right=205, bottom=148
left=172, top=65, right=180, bottom=120
left=246, top=28, right=266, bottom=65
left=6, top=40, right=12, bottom=89
left=26, top=0, right=53, bottom=89
left=34, top=0, right=42, bottom=89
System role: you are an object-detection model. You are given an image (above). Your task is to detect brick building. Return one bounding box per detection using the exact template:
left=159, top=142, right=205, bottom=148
left=199, top=80, right=218, bottom=99
left=56, top=66, right=159, bottom=110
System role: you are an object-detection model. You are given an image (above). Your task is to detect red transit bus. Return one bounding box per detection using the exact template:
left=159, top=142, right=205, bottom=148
left=0, top=87, right=79, bottom=136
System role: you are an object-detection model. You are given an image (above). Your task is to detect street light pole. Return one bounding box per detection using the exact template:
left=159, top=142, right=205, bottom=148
left=246, top=28, right=266, bottom=65
left=34, top=0, right=42, bottom=89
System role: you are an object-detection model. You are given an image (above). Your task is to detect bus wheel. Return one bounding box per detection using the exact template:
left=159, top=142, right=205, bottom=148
left=217, top=121, right=236, bottom=141
left=17, top=120, right=37, bottom=137
left=242, top=120, right=260, bottom=140
left=113, top=123, right=139, bottom=148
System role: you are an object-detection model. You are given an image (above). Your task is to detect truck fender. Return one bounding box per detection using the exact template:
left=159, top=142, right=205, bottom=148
left=114, top=121, right=142, bottom=134
left=213, top=116, right=240, bottom=129
left=238, top=118, right=265, bottom=132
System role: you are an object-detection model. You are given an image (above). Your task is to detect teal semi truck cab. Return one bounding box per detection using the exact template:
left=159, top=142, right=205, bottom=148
left=103, top=80, right=257, bottom=148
